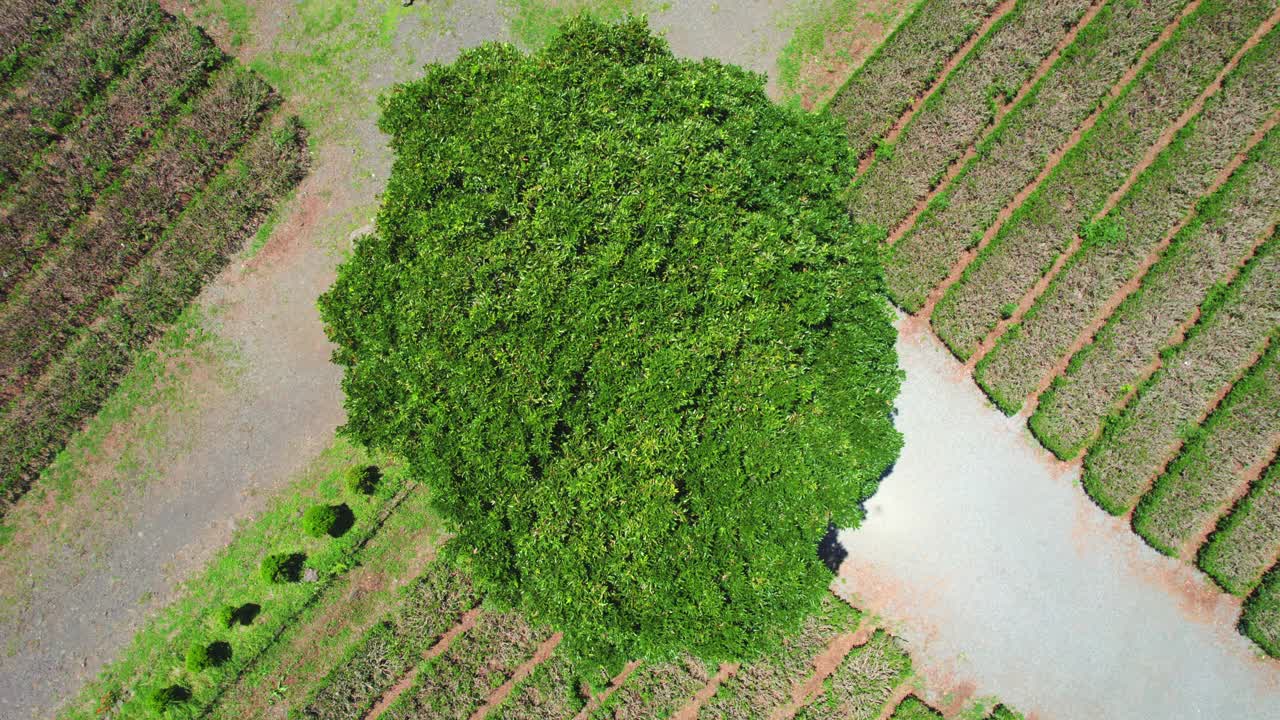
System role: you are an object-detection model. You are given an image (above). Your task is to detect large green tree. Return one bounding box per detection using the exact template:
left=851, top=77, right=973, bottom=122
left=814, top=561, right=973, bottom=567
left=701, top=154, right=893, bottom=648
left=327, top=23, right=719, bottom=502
left=320, top=16, right=901, bottom=669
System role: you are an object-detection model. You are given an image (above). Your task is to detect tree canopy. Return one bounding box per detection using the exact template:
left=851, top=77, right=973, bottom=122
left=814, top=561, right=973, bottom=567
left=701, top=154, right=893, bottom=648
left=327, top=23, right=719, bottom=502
left=319, top=15, right=901, bottom=670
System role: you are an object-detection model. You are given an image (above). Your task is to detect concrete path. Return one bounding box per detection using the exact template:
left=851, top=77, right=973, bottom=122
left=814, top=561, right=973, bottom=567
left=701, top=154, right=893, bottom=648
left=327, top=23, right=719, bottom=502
left=838, top=317, right=1280, bottom=720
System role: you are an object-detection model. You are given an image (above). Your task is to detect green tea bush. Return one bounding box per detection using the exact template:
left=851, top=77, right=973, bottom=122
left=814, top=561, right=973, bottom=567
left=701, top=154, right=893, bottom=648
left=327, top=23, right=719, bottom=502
left=320, top=15, right=900, bottom=671
left=345, top=464, right=381, bottom=495
left=147, top=684, right=190, bottom=714
left=213, top=604, right=238, bottom=630
left=302, top=504, right=339, bottom=538
left=185, top=641, right=231, bottom=672
left=260, top=552, right=305, bottom=584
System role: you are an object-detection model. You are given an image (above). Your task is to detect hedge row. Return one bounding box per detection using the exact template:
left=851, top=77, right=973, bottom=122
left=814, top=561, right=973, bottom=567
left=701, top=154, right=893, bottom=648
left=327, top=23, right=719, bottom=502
left=794, top=630, right=912, bottom=720
left=885, top=0, right=1188, bottom=312
left=384, top=610, right=550, bottom=720
left=0, top=0, right=162, bottom=187
left=1199, top=455, right=1280, bottom=596
left=1134, top=341, right=1280, bottom=557
left=59, top=446, right=406, bottom=720
left=977, top=14, right=1280, bottom=413
left=0, top=66, right=273, bottom=408
left=703, top=595, right=861, bottom=720
left=298, top=561, right=478, bottom=720
left=0, top=18, right=221, bottom=300
left=944, top=0, right=1275, bottom=367
left=0, top=112, right=303, bottom=505
left=826, top=0, right=1004, bottom=157
left=849, top=0, right=1094, bottom=233
left=1031, top=125, right=1280, bottom=459
left=1082, top=234, right=1280, bottom=515
left=1240, top=561, right=1280, bottom=657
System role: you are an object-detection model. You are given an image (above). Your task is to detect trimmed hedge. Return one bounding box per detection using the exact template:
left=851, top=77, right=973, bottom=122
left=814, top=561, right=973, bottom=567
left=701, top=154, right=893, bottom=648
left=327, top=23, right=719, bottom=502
left=320, top=16, right=901, bottom=671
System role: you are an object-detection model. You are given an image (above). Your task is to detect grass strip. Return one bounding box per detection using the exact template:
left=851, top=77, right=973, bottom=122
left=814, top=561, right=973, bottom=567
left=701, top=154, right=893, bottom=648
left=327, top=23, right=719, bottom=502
left=489, top=654, right=591, bottom=720
left=849, top=0, right=1094, bottom=232
left=1134, top=341, right=1280, bottom=557
left=826, top=0, right=1002, bottom=158
left=0, top=0, right=84, bottom=88
left=0, top=0, right=162, bottom=187
left=205, top=482, right=447, bottom=720
left=703, top=595, right=861, bottom=720
left=794, top=630, right=912, bottom=720
left=1199, top=456, right=1280, bottom=596
left=890, top=696, right=943, bottom=720
left=0, top=113, right=305, bottom=507
left=0, top=19, right=221, bottom=300
left=884, top=0, right=1189, bottom=312
left=1031, top=126, right=1280, bottom=459
left=0, top=66, right=273, bottom=409
left=295, top=559, right=479, bottom=720
left=1082, top=233, right=1280, bottom=515
left=383, top=609, right=550, bottom=720
left=976, top=15, right=1280, bottom=413
left=57, top=440, right=413, bottom=720
left=941, top=0, right=1276, bottom=363
left=1239, top=561, right=1280, bottom=658
left=586, top=655, right=711, bottom=720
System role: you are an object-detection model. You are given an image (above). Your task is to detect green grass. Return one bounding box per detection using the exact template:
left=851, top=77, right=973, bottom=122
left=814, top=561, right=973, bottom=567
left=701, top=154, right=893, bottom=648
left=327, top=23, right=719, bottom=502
left=775, top=0, right=919, bottom=104
left=58, top=440, right=416, bottom=720
left=501, top=0, right=661, bottom=50
left=191, top=0, right=254, bottom=48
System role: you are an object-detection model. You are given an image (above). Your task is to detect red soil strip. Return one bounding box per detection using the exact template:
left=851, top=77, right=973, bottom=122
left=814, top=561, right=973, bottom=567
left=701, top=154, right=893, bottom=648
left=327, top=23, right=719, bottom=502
left=769, top=618, right=876, bottom=720
left=966, top=4, right=1280, bottom=370
left=1022, top=109, right=1280, bottom=418
left=363, top=607, right=482, bottom=720
left=883, top=0, right=1108, bottom=247
left=918, top=0, right=1198, bottom=321
left=671, top=662, right=740, bottom=720
left=469, top=632, right=563, bottom=720
left=854, top=0, right=1018, bottom=179
left=572, top=660, right=643, bottom=720
left=874, top=684, right=918, bottom=720
left=1183, top=438, right=1280, bottom=560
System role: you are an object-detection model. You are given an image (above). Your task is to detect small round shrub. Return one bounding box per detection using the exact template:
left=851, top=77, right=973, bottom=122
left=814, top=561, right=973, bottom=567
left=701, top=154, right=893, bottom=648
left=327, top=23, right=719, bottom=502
left=185, top=640, right=231, bottom=672
left=345, top=464, right=381, bottom=495
left=213, top=604, right=237, bottom=630
left=260, top=552, right=305, bottom=584
left=302, top=504, right=340, bottom=538
left=147, top=685, right=190, bottom=714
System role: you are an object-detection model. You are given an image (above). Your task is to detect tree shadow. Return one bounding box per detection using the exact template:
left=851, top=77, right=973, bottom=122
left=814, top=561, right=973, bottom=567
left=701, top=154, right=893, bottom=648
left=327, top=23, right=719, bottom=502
left=233, top=602, right=261, bottom=626
left=208, top=640, right=233, bottom=666
left=329, top=503, right=355, bottom=538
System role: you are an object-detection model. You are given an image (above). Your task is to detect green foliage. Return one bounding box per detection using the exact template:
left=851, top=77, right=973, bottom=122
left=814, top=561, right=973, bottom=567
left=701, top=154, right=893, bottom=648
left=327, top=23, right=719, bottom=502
left=302, top=504, right=339, bottom=538
left=185, top=641, right=232, bottom=672
left=1241, top=564, right=1280, bottom=658
left=213, top=604, right=238, bottom=630
left=345, top=464, right=381, bottom=495
left=260, top=552, right=305, bottom=584
left=998, top=302, right=1016, bottom=320
left=148, top=685, right=191, bottom=714
left=320, top=16, right=901, bottom=671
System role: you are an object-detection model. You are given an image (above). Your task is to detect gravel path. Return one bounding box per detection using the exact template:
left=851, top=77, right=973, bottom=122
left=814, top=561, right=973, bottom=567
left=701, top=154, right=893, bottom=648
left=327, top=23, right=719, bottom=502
left=837, top=317, right=1280, bottom=719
